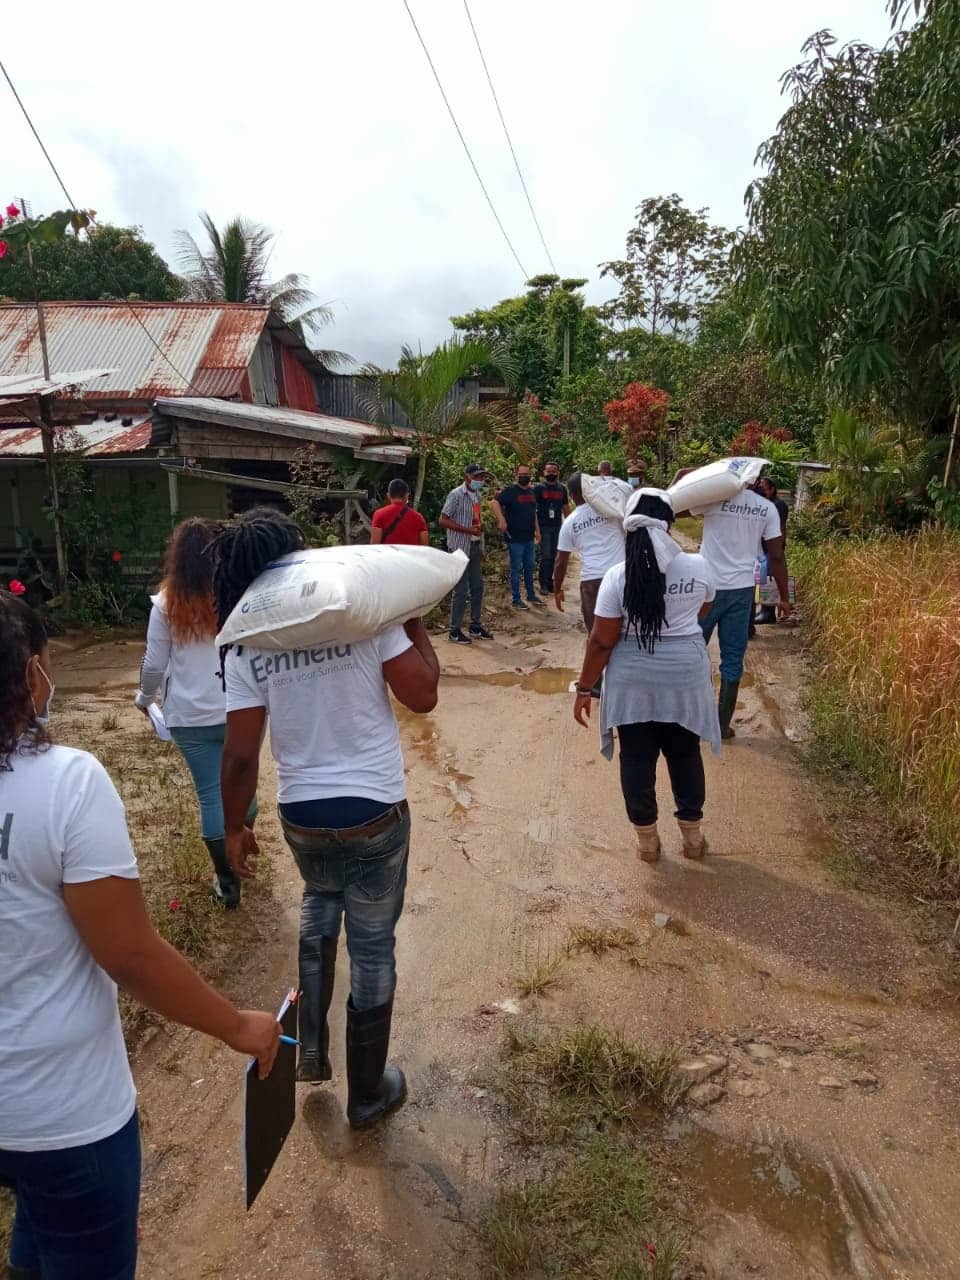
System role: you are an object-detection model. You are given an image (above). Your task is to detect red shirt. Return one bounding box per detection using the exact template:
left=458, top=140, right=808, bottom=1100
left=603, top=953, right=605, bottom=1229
left=371, top=502, right=428, bottom=546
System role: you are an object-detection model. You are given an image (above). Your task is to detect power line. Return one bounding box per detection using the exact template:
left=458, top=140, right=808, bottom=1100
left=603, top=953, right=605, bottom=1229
left=462, top=0, right=557, bottom=275
left=0, top=56, right=204, bottom=395
left=400, top=0, right=530, bottom=280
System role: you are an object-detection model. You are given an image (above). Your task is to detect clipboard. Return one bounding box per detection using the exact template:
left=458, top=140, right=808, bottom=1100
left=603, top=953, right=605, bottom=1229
left=243, top=988, right=298, bottom=1209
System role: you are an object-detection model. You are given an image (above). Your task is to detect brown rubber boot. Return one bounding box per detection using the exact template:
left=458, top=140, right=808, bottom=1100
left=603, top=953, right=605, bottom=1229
left=632, top=823, right=661, bottom=862
left=678, top=819, right=707, bottom=860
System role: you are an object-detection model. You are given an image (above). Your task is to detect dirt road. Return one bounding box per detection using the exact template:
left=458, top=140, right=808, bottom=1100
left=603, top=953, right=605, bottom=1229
left=56, top=602, right=960, bottom=1279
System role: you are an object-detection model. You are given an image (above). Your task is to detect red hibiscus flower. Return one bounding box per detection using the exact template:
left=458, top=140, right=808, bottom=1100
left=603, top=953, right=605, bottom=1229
left=8, top=579, right=26, bottom=595
left=111, top=550, right=123, bottom=563
left=5, top=203, right=20, bottom=218
left=0, top=242, right=8, bottom=260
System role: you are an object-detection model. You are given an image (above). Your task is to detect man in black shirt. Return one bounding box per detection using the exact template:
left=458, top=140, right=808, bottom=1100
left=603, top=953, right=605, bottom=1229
left=492, top=464, right=543, bottom=609
left=755, top=476, right=789, bottom=625
left=533, top=461, right=570, bottom=593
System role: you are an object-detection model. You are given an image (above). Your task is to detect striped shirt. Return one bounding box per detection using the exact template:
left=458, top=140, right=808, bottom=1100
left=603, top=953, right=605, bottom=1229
left=441, top=484, right=484, bottom=555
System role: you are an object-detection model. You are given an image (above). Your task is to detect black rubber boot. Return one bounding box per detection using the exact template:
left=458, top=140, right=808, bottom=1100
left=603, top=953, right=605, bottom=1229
left=346, top=996, right=407, bottom=1130
left=297, top=935, right=338, bottom=1083
left=718, top=680, right=740, bottom=741
left=204, top=837, right=241, bottom=910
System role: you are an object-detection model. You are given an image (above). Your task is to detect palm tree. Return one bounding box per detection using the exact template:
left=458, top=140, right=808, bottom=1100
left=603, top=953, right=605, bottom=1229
left=367, top=337, right=517, bottom=508
left=176, top=212, right=349, bottom=367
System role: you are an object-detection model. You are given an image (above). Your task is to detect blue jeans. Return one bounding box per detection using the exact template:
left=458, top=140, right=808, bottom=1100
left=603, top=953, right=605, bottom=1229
left=280, top=804, right=410, bottom=1012
left=169, top=724, right=257, bottom=840
left=699, top=586, right=755, bottom=684
left=508, top=539, right=536, bottom=602
left=1, top=1110, right=140, bottom=1280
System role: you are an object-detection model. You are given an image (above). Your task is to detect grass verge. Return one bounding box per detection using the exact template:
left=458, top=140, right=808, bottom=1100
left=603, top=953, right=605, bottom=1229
left=793, top=528, right=960, bottom=882
left=483, top=1024, right=687, bottom=1278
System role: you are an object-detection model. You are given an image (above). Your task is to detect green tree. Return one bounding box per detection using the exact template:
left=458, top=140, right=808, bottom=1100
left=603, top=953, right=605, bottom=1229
left=600, top=194, right=734, bottom=338
left=367, top=337, right=516, bottom=508
left=176, top=212, right=347, bottom=364
left=451, top=275, right=602, bottom=400
left=0, top=221, right=180, bottom=301
left=737, top=1, right=960, bottom=435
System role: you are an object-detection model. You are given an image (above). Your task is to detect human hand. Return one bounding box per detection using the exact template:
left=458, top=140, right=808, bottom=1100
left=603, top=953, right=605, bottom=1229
left=227, top=1010, right=281, bottom=1079
left=776, top=601, right=793, bottom=622
left=497, top=520, right=508, bottom=534
left=555, top=589, right=565, bottom=611
left=574, top=692, right=592, bottom=726
left=226, top=826, right=260, bottom=879
left=471, top=521, right=483, bottom=535
left=534, top=531, right=541, bottom=545
left=137, top=705, right=150, bottom=719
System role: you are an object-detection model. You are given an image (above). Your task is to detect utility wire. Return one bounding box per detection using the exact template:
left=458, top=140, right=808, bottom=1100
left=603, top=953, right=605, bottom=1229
left=400, top=0, right=530, bottom=280
left=462, top=0, right=557, bottom=275
left=0, top=56, right=204, bottom=396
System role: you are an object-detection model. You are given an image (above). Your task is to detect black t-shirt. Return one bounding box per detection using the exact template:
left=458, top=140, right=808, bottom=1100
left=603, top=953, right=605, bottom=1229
left=534, top=482, right=569, bottom=529
left=773, top=498, right=788, bottom=539
left=496, top=484, right=538, bottom=541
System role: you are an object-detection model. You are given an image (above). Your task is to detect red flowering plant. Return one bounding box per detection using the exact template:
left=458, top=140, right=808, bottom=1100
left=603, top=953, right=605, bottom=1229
left=0, top=202, right=95, bottom=264
left=604, top=382, right=670, bottom=460
left=729, top=420, right=794, bottom=455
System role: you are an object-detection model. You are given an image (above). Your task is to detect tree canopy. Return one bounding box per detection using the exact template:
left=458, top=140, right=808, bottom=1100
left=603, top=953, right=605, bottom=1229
left=737, top=0, right=960, bottom=434
left=0, top=221, right=182, bottom=302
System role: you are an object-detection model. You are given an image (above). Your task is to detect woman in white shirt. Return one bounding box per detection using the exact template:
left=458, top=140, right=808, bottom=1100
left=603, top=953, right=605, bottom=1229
left=573, top=489, right=721, bottom=862
left=136, top=517, right=253, bottom=908
left=0, top=589, right=279, bottom=1280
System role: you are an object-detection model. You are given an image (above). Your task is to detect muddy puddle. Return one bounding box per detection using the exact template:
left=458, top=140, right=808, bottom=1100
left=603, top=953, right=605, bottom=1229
left=445, top=666, right=577, bottom=695
left=665, top=1117, right=853, bottom=1272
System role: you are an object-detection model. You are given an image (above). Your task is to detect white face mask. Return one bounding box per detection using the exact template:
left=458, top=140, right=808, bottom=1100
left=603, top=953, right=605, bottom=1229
left=629, top=477, right=641, bottom=489
left=31, top=662, right=55, bottom=726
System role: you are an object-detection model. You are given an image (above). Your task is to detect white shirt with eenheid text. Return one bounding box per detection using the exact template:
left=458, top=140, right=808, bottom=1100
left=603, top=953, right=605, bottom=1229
left=224, top=627, right=412, bottom=805
left=698, top=494, right=782, bottom=590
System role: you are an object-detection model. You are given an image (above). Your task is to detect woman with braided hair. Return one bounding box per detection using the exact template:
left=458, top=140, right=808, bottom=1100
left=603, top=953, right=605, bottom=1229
left=573, top=489, right=721, bottom=862
left=213, top=506, right=441, bottom=1129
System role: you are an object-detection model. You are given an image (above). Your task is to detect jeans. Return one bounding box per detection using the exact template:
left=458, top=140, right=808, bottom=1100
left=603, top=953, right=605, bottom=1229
left=617, top=722, right=705, bottom=827
left=698, top=586, right=755, bottom=684
left=538, top=526, right=560, bottom=592
left=281, top=804, right=411, bottom=1012
left=168, top=724, right=257, bottom=840
left=1, top=1110, right=140, bottom=1280
left=507, top=539, right=536, bottom=602
left=449, top=543, right=484, bottom=633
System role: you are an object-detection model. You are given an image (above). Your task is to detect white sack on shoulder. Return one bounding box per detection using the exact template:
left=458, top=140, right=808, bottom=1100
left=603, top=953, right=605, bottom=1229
left=581, top=474, right=634, bottom=520
left=667, top=457, right=769, bottom=514
left=217, top=544, right=468, bottom=651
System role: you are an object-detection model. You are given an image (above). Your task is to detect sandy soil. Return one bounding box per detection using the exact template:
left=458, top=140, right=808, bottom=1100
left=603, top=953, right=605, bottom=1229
left=51, top=595, right=960, bottom=1280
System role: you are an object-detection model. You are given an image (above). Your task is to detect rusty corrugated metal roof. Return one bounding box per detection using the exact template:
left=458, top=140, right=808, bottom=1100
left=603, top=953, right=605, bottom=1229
left=0, top=413, right=153, bottom=457
left=0, top=303, right=271, bottom=399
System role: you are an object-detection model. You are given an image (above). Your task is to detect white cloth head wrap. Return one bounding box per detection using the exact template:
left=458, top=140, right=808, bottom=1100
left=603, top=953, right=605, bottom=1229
left=622, top=487, right=681, bottom=571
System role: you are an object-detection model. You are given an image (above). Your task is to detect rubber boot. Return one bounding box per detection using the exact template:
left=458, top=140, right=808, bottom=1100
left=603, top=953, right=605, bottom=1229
left=632, top=823, right=661, bottom=863
left=204, top=837, right=241, bottom=910
left=346, top=996, right=407, bottom=1130
left=678, top=819, right=707, bottom=860
left=718, top=680, right=740, bottom=741
left=297, top=935, right=338, bottom=1083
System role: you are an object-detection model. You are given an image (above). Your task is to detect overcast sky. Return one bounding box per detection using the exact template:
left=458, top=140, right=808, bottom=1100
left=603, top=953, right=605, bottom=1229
left=3, top=0, right=892, bottom=367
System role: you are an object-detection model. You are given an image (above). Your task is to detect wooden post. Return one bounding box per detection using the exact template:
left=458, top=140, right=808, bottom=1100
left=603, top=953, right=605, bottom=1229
left=39, top=394, right=68, bottom=600
left=343, top=499, right=352, bottom=545
left=943, top=403, right=960, bottom=488
left=562, top=325, right=571, bottom=379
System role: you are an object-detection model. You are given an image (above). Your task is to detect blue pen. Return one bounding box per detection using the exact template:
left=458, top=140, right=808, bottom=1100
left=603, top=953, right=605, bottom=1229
left=279, top=1034, right=300, bottom=1047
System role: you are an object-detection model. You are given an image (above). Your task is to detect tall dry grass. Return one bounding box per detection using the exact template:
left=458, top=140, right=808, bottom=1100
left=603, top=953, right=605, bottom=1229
left=798, top=528, right=960, bottom=872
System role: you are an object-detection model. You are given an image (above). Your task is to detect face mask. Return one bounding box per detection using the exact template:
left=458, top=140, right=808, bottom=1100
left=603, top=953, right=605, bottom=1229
left=31, top=663, right=55, bottom=726
left=469, top=479, right=484, bottom=492
left=517, top=476, right=531, bottom=486
left=545, top=473, right=559, bottom=483
left=629, top=477, right=641, bottom=489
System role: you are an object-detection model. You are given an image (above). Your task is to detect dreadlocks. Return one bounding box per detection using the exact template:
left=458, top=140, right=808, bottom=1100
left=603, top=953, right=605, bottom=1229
left=210, top=505, right=305, bottom=629
left=623, top=493, right=675, bottom=653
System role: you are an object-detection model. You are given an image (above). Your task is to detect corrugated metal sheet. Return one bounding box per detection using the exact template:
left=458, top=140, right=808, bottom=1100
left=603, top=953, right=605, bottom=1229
left=0, top=303, right=271, bottom=399
left=154, top=397, right=412, bottom=457
left=0, top=414, right=153, bottom=457
left=0, top=368, right=117, bottom=402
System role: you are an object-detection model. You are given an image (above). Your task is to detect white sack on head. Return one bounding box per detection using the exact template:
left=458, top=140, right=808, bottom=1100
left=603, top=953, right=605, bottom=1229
left=667, top=457, right=769, bottom=514
left=581, top=474, right=634, bottom=520
left=217, top=544, right=468, bottom=651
